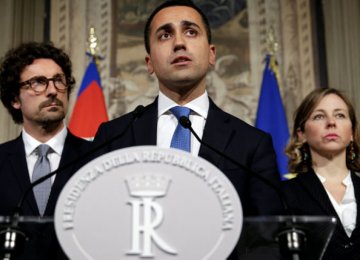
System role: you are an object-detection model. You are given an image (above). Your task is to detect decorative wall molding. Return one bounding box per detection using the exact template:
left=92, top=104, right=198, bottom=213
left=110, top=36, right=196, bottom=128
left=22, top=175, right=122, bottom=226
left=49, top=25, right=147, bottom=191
left=296, top=0, right=316, bottom=95
left=248, top=0, right=317, bottom=130
left=280, top=0, right=317, bottom=130
left=1, top=0, right=358, bottom=144
left=323, top=0, right=360, bottom=115
left=50, top=0, right=114, bottom=122
left=49, top=0, right=318, bottom=130
left=0, top=0, right=45, bottom=143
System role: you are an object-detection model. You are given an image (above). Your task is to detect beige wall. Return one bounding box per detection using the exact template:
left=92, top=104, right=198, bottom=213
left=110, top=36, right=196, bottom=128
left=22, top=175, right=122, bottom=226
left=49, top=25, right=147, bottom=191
left=49, top=0, right=321, bottom=134
left=0, top=0, right=45, bottom=143
left=1, top=0, right=360, bottom=143
left=322, top=0, right=360, bottom=115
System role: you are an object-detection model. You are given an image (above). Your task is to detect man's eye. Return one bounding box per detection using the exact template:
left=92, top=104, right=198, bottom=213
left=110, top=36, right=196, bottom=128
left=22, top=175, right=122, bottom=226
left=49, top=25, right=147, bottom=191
left=54, top=77, right=64, bottom=84
left=186, top=29, right=197, bottom=36
left=160, top=33, right=171, bottom=40
left=31, top=77, right=47, bottom=85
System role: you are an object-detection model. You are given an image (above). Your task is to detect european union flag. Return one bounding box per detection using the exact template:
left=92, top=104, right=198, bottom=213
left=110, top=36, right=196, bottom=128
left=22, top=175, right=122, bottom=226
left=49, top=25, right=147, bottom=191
left=69, top=58, right=108, bottom=139
left=255, top=54, right=289, bottom=180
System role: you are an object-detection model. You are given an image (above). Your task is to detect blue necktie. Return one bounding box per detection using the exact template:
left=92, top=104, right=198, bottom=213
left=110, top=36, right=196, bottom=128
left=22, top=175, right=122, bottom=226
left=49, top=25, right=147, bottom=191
left=32, top=144, right=52, bottom=216
left=170, top=106, right=191, bottom=152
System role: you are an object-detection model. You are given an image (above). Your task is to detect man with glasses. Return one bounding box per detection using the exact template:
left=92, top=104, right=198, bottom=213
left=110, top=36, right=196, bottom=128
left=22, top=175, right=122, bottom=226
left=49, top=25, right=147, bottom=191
left=0, top=42, right=91, bottom=259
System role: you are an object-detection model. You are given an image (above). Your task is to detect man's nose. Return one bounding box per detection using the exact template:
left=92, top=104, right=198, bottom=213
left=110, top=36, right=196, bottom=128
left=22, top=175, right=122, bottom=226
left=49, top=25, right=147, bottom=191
left=45, top=80, right=58, bottom=96
left=173, top=33, right=186, bottom=52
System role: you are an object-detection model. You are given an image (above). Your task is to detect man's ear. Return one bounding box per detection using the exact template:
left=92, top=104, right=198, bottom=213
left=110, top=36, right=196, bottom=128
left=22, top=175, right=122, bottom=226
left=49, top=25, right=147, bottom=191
left=209, top=44, right=216, bottom=66
left=145, top=55, right=154, bottom=74
left=11, top=96, right=21, bottom=109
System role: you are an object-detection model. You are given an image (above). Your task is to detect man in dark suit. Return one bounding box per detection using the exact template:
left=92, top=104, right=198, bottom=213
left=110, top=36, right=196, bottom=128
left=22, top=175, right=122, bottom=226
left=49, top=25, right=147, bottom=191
left=0, top=42, right=91, bottom=259
left=94, top=0, right=282, bottom=216
left=93, top=1, right=283, bottom=258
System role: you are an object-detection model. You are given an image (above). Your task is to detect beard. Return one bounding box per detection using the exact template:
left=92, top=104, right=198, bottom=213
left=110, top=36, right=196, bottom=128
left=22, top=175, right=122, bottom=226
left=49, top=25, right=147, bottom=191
left=36, top=98, right=67, bottom=128
left=35, top=110, right=66, bottom=132
left=38, top=110, right=65, bottom=124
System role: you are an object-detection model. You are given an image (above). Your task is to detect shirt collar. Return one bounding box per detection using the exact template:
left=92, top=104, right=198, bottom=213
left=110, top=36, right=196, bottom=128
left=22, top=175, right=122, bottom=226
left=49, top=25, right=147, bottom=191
left=315, top=171, right=352, bottom=186
left=158, top=91, right=209, bottom=119
left=315, top=171, right=355, bottom=205
left=22, top=125, right=67, bottom=156
left=342, top=172, right=352, bottom=186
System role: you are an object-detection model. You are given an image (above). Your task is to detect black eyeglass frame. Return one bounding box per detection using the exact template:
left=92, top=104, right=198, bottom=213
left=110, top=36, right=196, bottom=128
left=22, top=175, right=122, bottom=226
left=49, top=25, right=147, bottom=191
left=19, top=74, right=68, bottom=94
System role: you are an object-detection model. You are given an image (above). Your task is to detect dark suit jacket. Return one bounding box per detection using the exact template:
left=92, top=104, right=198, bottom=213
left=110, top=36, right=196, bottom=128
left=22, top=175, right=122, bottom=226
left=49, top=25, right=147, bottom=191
left=93, top=98, right=283, bottom=259
left=282, top=169, right=360, bottom=260
left=93, top=98, right=283, bottom=216
left=0, top=130, right=91, bottom=260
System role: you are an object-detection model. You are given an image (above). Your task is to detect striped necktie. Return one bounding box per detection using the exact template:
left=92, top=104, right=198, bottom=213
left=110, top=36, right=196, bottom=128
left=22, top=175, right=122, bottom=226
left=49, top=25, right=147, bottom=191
left=32, top=144, right=52, bottom=215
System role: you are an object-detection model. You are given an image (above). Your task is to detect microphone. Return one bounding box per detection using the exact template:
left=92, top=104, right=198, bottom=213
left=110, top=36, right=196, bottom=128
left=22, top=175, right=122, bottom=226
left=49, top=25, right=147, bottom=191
left=179, top=116, right=289, bottom=211
left=0, top=105, right=145, bottom=259
left=15, top=105, right=145, bottom=216
left=179, top=116, right=307, bottom=259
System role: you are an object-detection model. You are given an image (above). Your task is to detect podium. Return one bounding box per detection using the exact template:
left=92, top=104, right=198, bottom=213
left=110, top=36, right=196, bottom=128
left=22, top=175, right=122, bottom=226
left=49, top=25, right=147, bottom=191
left=0, top=216, right=61, bottom=260
left=0, top=215, right=336, bottom=260
left=0, top=147, right=337, bottom=259
left=237, top=216, right=337, bottom=260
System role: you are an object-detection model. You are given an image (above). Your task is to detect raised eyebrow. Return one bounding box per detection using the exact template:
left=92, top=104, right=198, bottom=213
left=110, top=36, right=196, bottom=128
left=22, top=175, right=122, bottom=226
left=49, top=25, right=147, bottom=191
left=181, top=20, right=201, bottom=30
left=334, top=108, right=348, bottom=113
left=52, top=73, right=65, bottom=78
left=155, top=20, right=201, bottom=35
left=27, top=75, right=47, bottom=81
left=155, top=23, right=174, bottom=35
left=312, top=109, right=325, bottom=114
left=29, top=73, right=64, bottom=80
left=312, top=108, right=347, bottom=114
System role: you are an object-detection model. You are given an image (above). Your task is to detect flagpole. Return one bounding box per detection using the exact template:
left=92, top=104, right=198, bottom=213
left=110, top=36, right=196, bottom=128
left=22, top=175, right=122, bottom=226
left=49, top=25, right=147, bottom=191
left=68, top=27, right=108, bottom=139
left=266, top=27, right=281, bottom=87
left=87, top=27, right=101, bottom=68
left=255, top=27, right=290, bottom=180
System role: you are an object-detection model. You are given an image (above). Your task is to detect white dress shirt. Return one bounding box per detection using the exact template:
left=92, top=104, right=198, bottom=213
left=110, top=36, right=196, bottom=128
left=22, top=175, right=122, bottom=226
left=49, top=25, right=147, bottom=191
left=157, top=91, right=209, bottom=156
left=22, top=126, right=67, bottom=183
left=316, top=172, right=357, bottom=237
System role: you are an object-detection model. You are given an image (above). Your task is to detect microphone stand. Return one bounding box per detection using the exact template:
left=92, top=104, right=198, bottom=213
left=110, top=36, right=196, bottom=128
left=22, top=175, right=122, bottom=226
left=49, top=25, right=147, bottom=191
left=0, top=105, right=145, bottom=260
left=179, top=116, right=306, bottom=260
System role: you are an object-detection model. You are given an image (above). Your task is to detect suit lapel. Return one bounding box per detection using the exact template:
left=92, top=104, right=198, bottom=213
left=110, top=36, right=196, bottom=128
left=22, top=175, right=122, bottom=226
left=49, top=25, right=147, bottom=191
left=351, top=172, right=360, bottom=232
left=45, top=132, right=84, bottom=215
left=132, top=97, right=234, bottom=160
left=9, top=135, right=39, bottom=215
left=298, top=170, right=352, bottom=238
left=199, top=99, right=234, bottom=166
left=298, top=170, right=339, bottom=216
left=133, top=99, right=158, bottom=146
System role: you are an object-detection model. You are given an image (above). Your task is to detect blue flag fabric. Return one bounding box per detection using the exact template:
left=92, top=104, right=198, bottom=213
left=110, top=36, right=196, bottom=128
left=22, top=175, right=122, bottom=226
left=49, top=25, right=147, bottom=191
left=255, top=54, right=290, bottom=180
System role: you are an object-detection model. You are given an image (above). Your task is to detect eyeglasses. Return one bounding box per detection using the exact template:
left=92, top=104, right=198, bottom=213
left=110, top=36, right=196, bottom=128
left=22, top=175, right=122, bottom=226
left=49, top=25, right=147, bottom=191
left=19, top=74, right=68, bottom=94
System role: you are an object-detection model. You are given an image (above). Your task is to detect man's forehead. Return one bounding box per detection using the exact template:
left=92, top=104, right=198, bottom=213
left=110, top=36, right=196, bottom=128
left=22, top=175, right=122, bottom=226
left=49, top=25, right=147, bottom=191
left=150, top=6, right=204, bottom=32
left=20, top=59, right=63, bottom=78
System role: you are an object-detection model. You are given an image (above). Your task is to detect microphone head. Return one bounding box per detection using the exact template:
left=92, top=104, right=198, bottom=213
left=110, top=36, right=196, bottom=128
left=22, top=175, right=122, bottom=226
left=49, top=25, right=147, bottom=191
left=0, top=225, right=27, bottom=257
left=179, top=116, right=191, bottom=129
left=133, top=105, right=145, bottom=118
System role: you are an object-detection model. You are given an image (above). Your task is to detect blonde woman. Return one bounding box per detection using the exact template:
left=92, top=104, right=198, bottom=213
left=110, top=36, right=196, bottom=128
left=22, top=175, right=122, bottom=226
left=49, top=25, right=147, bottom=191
left=283, top=88, right=360, bottom=259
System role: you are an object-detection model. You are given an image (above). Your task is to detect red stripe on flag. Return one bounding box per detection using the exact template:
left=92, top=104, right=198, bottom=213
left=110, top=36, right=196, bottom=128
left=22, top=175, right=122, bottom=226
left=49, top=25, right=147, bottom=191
left=69, top=80, right=108, bottom=138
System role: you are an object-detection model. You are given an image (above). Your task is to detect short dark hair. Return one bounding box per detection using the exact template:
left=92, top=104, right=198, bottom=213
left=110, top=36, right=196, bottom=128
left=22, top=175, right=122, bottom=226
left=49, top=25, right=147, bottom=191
left=0, top=42, right=75, bottom=124
left=144, top=0, right=212, bottom=54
